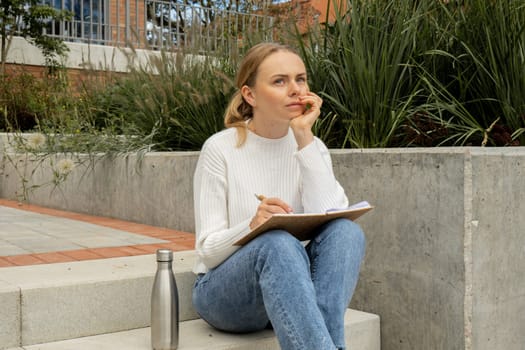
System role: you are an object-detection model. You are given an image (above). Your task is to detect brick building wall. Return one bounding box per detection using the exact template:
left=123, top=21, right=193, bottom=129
left=7, top=0, right=324, bottom=82
left=266, top=0, right=346, bottom=41
left=108, top=0, right=147, bottom=47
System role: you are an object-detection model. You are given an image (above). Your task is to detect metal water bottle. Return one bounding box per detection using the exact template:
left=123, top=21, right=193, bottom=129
left=151, top=249, right=179, bottom=350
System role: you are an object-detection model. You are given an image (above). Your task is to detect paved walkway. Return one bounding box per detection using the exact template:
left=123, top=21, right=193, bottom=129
left=0, top=198, right=195, bottom=267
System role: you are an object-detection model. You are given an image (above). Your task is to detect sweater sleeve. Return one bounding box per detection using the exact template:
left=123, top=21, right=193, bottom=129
left=294, top=138, right=348, bottom=213
left=193, top=140, right=251, bottom=271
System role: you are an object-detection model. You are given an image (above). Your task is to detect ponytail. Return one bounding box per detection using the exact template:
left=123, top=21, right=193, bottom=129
left=224, top=91, right=253, bottom=147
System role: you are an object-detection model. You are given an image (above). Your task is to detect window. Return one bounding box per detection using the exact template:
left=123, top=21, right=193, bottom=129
left=45, top=0, right=106, bottom=43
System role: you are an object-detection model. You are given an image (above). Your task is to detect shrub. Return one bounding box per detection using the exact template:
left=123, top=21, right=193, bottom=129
left=2, top=0, right=525, bottom=149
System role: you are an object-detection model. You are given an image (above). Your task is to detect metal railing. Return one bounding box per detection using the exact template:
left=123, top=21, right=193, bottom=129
left=40, top=0, right=274, bottom=52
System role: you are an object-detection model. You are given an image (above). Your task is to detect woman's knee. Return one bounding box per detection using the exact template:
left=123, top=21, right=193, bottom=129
left=249, top=229, right=303, bottom=253
left=248, top=230, right=309, bottom=268
left=320, top=218, right=366, bottom=252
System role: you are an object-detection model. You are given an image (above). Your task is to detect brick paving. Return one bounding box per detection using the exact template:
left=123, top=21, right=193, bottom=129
left=0, top=198, right=195, bottom=267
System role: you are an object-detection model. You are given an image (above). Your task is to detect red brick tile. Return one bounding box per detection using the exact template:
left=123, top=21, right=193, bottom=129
left=143, top=227, right=172, bottom=234
left=165, top=234, right=195, bottom=241
left=61, top=249, right=104, bottom=261
left=138, top=231, right=166, bottom=238
left=0, top=257, right=16, bottom=267
left=179, top=242, right=196, bottom=249
left=5, top=254, right=46, bottom=266
left=59, top=213, right=86, bottom=221
left=89, top=218, right=119, bottom=226
left=119, top=226, right=155, bottom=235
left=101, top=221, right=129, bottom=228
left=131, top=244, right=167, bottom=254
left=115, top=246, right=151, bottom=256
left=1, top=197, right=195, bottom=233
left=89, top=247, right=130, bottom=258
left=170, top=241, right=192, bottom=248
left=153, top=233, right=189, bottom=241
left=0, top=199, right=23, bottom=209
left=123, top=227, right=151, bottom=234
left=0, top=198, right=196, bottom=266
left=33, top=252, right=75, bottom=264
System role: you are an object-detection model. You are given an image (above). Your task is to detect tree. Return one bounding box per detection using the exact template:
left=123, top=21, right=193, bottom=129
left=0, top=0, right=72, bottom=75
left=145, top=0, right=272, bottom=51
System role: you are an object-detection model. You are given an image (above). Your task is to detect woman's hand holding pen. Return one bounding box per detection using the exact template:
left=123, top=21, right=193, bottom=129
left=250, top=194, right=293, bottom=230
left=289, top=92, right=323, bottom=150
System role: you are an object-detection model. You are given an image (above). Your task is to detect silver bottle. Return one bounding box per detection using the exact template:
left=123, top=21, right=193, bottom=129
left=151, top=249, right=179, bottom=350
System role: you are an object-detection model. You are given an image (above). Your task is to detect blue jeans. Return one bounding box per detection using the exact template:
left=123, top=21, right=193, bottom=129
left=192, top=218, right=366, bottom=350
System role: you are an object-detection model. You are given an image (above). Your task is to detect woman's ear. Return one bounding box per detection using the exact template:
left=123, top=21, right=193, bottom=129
left=241, top=85, right=256, bottom=107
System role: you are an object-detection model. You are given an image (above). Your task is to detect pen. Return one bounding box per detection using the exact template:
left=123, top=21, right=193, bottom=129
left=255, top=193, right=266, bottom=201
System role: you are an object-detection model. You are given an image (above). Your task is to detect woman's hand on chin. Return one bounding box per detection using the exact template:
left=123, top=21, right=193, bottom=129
left=290, top=92, right=323, bottom=149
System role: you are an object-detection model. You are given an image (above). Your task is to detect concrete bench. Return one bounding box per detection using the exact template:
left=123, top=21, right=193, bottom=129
left=0, top=251, right=379, bottom=349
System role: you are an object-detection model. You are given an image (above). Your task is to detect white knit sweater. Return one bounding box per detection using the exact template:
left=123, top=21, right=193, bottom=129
left=192, top=127, right=348, bottom=274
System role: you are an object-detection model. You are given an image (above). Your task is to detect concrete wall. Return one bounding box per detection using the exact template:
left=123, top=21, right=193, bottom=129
left=0, top=281, right=20, bottom=348
left=1, top=144, right=524, bottom=350
left=5, top=36, right=205, bottom=74
left=6, top=36, right=157, bottom=73
left=0, top=151, right=200, bottom=232
left=334, top=149, right=467, bottom=350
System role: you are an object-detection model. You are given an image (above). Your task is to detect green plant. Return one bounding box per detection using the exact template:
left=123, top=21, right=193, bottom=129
left=296, top=0, right=525, bottom=147
left=298, top=0, right=431, bottom=148
left=0, top=0, right=71, bottom=75
left=3, top=0, right=525, bottom=151
left=0, top=71, right=70, bottom=131
left=1, top=133, right=73, bottom=200
left=0, top=69, right=157, bottom=201
left=90, top=49, right=238, bottom=151
left=409, top=0, right=525, bottom=146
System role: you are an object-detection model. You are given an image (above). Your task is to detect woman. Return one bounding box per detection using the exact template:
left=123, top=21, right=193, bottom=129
left=192, top=42, right=366, bottom=350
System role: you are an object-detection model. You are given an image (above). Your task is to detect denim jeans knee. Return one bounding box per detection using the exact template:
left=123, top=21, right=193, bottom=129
left=193, top=229, right=338, bottom=349
left=314, top=218, right=365, bottom=249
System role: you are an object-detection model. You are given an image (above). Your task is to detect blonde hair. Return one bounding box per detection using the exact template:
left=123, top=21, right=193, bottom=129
left=224, top=42, right=298, bottom=147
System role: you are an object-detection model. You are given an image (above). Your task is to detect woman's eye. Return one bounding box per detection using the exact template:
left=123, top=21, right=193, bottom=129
left=274, top=79, right=285, bottom=85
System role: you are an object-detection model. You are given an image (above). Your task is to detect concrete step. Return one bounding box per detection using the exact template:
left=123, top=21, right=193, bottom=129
left=0, top=251, right=380, bottom=349
left=0, top=251, right=197, bottom=348
left=8, top=309, right=379, bottom=350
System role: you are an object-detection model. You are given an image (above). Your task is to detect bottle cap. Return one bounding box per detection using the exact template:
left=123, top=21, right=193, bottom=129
left=156, top=249, right=173, bottom=262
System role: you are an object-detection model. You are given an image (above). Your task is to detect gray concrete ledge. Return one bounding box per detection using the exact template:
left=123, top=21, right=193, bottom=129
left=2, top=140, right=525, bottom=350
left=0, top=251, right=198, bottom=346
left=0, top=251, right=380, bottom=350
left=13, top=309, right=380, bottom=350
left=4, top=37, right=203, bottom=73
left=0, top=281, right=20, bottom=349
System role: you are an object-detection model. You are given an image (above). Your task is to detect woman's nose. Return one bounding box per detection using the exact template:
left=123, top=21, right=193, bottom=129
left=288, top=81, right=303, bottom=96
